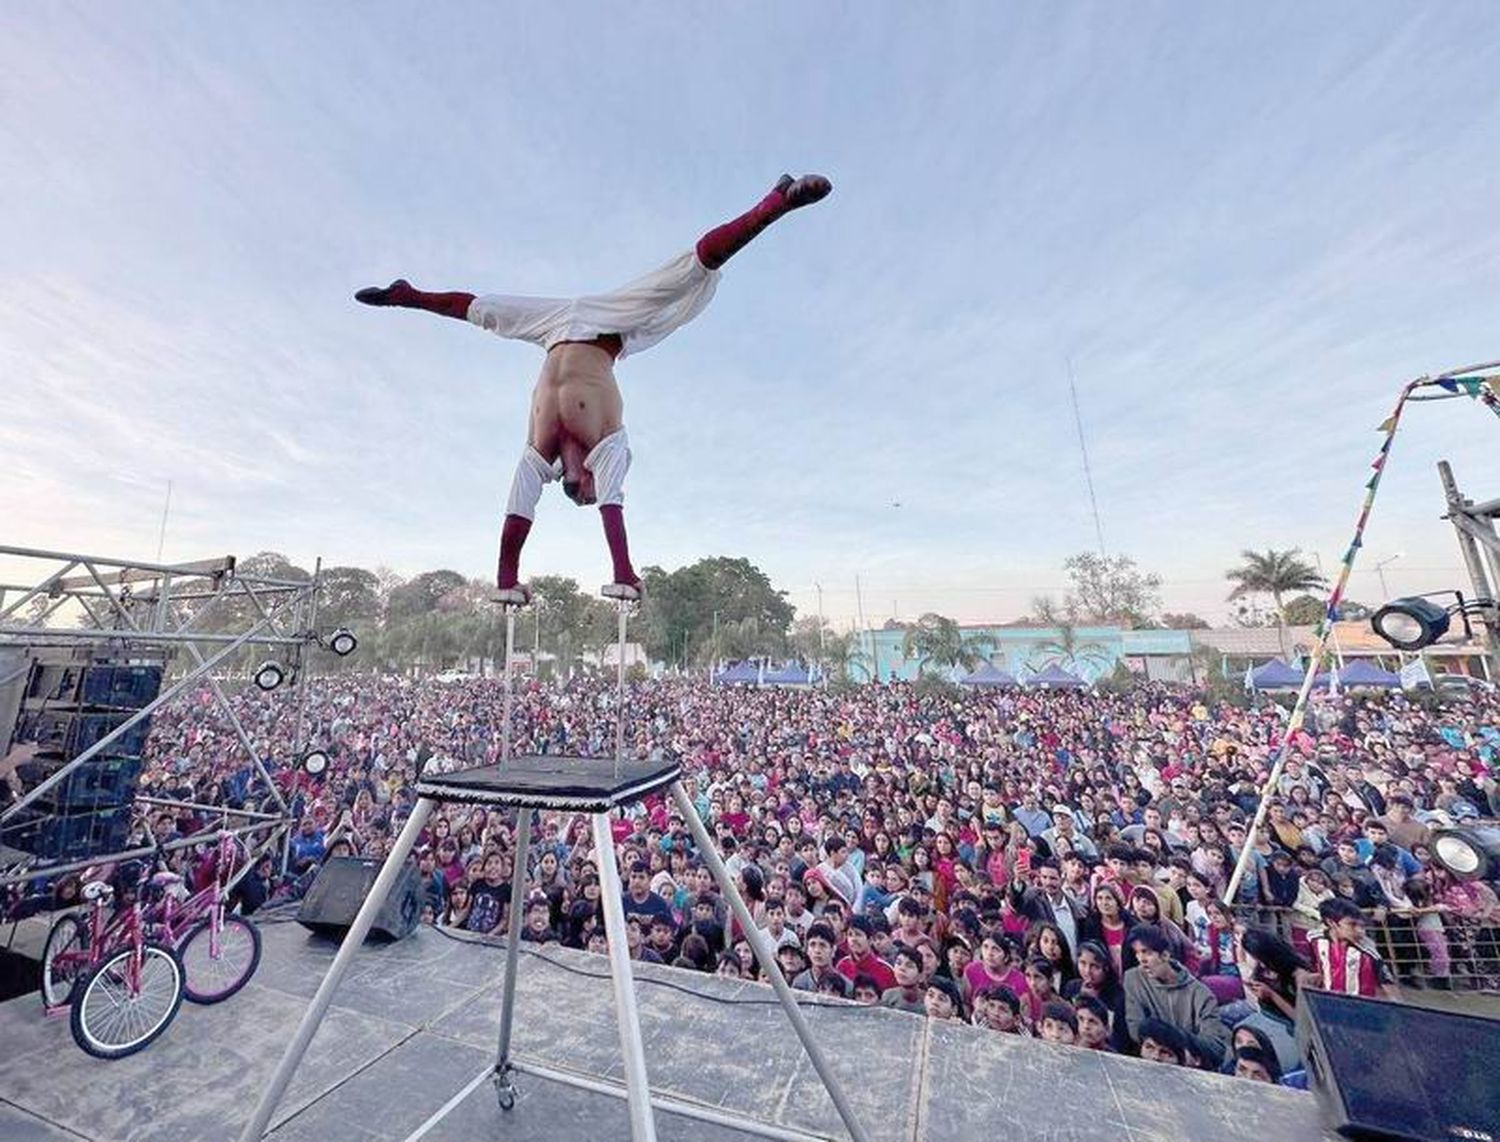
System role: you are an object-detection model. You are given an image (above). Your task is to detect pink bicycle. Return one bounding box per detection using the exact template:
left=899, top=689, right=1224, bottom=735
left=42, top=833, right=262, bottom=1014
left=60, top=878, right=185, bottom=1058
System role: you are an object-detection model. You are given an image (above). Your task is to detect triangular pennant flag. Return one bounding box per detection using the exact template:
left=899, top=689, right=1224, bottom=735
left=1377, top=416, right=1397, bottom=432
left=1372, top=454, right=1386, bottom=471
left=1459, top=378, right=1486, bottom=397
left=1366, top=474, right=1379, bottom=489
left=1437, top=377, right=1460, bottom=392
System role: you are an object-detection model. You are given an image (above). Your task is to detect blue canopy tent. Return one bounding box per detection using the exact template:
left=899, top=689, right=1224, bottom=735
left=712, top=661, right=761, bottom=685
left=1334, top=659, right=1402, bottom=689
left=959, top=662, right=1019, bottom=688
left=1248, top=660, right=1304, bottom=690
left=1026, top=663, right=1087, bottom=690
left=762, top=662, right=814, bottom=687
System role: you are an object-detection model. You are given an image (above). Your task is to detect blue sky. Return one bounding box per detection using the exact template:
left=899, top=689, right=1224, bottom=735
left=3, top=4, right=1498, bottom=628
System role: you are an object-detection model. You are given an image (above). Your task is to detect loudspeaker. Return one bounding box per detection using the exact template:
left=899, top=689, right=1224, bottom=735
left=297, top=856, right=421, bottom=942
left=1299, top=989, right=1500, bottom=1142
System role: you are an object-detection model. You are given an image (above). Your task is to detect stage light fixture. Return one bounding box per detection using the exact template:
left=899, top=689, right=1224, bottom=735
left=1370, top=596, right=1451, bottom=651
left=1431, top=826, right=1500, bottom=881
left=254, top=661, right=286, bottom=692
left=300, top=749, right=330, bottom=777
left=328, top=628, right=358, bottom=657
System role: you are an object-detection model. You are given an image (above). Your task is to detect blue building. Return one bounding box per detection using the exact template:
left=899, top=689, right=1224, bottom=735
left=850, top=625, right=1195, bottom=684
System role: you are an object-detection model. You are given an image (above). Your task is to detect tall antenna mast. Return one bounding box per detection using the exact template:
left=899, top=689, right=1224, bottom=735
left=1067, top=358, right=1106, bottom=557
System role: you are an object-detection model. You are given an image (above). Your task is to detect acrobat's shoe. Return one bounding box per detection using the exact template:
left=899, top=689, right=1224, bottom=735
left=492, top=586, right=532, bottom=607
left=601, top=582, right=642, bottom=603
left=780, top=174, right=833, bottom=210
left=354, top=279, right=413, bottom=306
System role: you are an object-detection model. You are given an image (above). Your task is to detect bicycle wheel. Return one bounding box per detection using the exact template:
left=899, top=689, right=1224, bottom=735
left=41, top=912, right=89, bottom=1009
left=70, top=943, right=184, bottom=1059
left=178, top=915, right=262, bottom=1004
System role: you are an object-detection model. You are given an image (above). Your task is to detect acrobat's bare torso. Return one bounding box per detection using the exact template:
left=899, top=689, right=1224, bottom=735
left=529, top=337, right=624, bottom=505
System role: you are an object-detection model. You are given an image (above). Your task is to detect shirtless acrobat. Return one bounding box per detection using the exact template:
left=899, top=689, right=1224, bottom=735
left=355, top=174, right=833, bottom=604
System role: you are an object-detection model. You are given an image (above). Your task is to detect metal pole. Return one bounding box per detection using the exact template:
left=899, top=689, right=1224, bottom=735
left=1440, top=461, right=1500, bottom=666
left=501, top=608, right=517, bottom=765
left=669, top=782, right=871, bottom=1142
left=493, top=811, right=531, bottom=1102
left=614, top=602, right=627, bottom=778
left=237, top=798, right=435, bottom=1142
left=591, top=811, right=657, bottom=1142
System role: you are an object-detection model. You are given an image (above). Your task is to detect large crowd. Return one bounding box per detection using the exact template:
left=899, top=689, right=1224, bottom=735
left=131, top=671, right=1500, bottom=1087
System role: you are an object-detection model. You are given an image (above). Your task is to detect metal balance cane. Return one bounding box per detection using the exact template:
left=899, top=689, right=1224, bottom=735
left=237, top=584, right=870, bottom=1142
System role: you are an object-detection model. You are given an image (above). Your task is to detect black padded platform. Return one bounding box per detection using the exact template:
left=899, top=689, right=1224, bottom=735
left=413, top=756, right=681, bottom=812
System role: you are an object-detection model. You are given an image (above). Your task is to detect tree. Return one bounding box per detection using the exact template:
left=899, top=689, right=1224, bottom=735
left=318, top=566, right=382, bottom=628
left=900, top=613, right=995, bottom=676
left=1159, top=612, right=1210, bottom=629
left=235, top=551, right=311, bottom=583
left=1026, top=597, right=1112, bottom=676
left=821, top=630, right=872, bottom=684
left=1062, top=553, right=1162, bottom=627
left=386, top=570, right=470, bottom=621
left=791, top=615, right=832, bottom=664
left=636, top=557, right=795, bottom=667
left=1226, top=548, right=1327, bottom=657
left=527, top=575, right=616, bottom=676
left=1283, top=593, right=1372, bottom=625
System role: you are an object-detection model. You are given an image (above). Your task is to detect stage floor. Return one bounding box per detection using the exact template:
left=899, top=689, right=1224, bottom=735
left=0, top=917, right=1338, bottom=1141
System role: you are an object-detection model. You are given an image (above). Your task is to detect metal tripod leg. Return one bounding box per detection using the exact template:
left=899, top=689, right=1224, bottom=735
left=613, top=598, right=628, bottom=778
left=237, top=798, right=435, bottom=1142
left=593, top=811, right=658, bottom=1142
left=669, top=782, right=871, bottom=1142
left=493, top=811, right=532, bottom=1109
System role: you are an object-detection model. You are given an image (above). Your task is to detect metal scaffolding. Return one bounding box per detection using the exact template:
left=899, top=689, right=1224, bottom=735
left=0, top=544, right=329, bottom=889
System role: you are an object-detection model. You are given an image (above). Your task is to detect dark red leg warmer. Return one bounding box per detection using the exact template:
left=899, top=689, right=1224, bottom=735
left=599, top=505, right=639, bottom=588
left=496, top=513, right=532, bottom=590
left=694, top=186, right=790, bottom=270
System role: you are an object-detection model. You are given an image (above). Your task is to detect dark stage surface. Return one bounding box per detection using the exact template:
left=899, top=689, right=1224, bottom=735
left=0, top=918, right=1338, bottom=1141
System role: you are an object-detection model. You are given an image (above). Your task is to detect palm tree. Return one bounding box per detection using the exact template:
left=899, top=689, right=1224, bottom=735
left=901, top=613, right=996, bottom=677
left=1225, top=548, right=1327, bottom=657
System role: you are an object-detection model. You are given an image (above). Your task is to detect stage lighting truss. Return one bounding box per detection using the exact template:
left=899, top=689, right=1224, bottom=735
left=1371, top=590, right=1491, bottom=651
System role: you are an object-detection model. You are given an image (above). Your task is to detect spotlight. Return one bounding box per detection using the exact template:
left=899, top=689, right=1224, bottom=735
left=1371, top=596, right=1451, bottom=651
left=253, top=661, right=286, bottom=692
left=300, top=749, right=330, bottom=777
left=1431, top=826, right=1500, bottom=881
left=327, top=628, right=358, bottom=657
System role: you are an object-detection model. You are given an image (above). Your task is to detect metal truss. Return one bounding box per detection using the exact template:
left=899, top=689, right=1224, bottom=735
left=0, top=544, right=331, bottom=880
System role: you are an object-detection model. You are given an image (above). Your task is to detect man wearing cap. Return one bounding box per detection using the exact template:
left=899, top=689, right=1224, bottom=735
left=1042, top=807, right=1098, bottom=859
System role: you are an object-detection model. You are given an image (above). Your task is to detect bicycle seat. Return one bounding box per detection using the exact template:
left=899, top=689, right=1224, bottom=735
left=81, top=880, right=115, bottom=902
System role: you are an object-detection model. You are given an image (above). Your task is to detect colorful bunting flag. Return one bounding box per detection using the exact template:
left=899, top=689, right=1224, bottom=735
left=1377, top=416, right=1397, bottom=432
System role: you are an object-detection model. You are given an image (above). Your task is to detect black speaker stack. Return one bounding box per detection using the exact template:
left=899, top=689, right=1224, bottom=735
left=1, top=653, right=163, bottom=863
left=1299, top=989, right=1500, bottom=1142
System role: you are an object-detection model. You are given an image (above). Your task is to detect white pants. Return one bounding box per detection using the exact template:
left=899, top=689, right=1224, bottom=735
left=467, top=250, right=720, bottom=360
